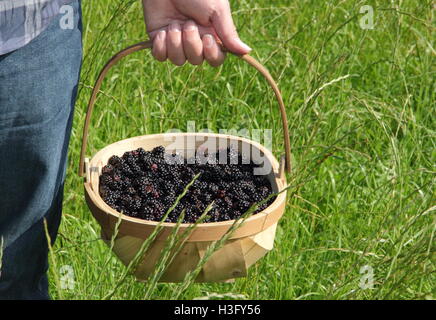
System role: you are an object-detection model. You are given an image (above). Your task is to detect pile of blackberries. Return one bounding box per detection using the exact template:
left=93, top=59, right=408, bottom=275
left=99, top=145, right=275, bottom=223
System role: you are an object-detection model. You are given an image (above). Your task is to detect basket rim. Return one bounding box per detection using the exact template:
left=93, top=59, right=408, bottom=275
left=85, top=132, right=287, bottom=229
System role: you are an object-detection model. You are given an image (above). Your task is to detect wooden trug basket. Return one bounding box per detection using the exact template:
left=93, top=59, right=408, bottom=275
left=79, top=40, right=292, bottom=283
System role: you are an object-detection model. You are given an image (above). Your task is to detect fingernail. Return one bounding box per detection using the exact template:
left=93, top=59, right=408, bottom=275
left=204, top=34, right=214, bottom=48
left=235, top=38, right=252, bottom=51
left=185, top=24, right=197, bottom=31
left=169, top=23, right=181, bottom=32
left=157, top=30, right=165, bottom=39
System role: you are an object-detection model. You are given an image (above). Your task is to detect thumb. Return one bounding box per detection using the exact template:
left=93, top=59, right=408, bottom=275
left=211, top=2, right=251, bottom=55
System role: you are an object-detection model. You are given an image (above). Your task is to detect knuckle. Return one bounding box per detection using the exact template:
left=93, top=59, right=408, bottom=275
left=216, top=21, right=237, bottom=39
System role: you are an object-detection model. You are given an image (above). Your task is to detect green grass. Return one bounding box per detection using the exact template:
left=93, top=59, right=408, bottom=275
left=49, top=0, right=435, bottom=299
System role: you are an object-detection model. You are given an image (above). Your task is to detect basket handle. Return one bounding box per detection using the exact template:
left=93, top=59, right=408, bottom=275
left=79, top=40, right=291, bottom=176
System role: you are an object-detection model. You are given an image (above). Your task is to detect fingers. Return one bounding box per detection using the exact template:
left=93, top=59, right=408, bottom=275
left=151, top=21, right=227, bottom=67
left=167, top=22, right=186, bottom=66
left=182, top=21, right=203, bottom=65
left=211, top=1, right=251, bottom=55
left=202, top=34, right=226, bottom=67
left=152, top=30, right=167, bottom=62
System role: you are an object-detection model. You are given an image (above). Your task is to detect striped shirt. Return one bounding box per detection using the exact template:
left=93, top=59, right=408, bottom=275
left=0, top=0, right=72, bottom=55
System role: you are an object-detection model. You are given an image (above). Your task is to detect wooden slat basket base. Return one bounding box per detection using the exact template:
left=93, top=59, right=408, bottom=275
left=101, top=223, right=278, bottom=282
left=84, top=133, right=287, bottom=282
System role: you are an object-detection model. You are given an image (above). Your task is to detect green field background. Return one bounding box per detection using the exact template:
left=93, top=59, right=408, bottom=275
left=49, top=0, right=435, bottom=299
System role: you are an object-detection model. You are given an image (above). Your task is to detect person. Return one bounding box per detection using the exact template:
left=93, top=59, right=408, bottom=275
left=0, top=0, right=251, bottom=299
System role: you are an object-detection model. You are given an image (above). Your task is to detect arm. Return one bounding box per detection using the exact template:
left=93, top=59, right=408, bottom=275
left=142, top=0, right=251, bottom=67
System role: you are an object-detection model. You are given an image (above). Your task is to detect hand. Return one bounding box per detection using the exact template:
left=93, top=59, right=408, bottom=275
left=142, top=0, right=251, bottom=67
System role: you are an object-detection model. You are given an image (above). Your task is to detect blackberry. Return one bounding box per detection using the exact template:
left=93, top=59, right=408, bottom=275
left=122, top=164, right=135, bottom=179
left=130, top=163, right=142, bottom=175
left=152, top=146, right=165, bottom=157
left=129, top=196, right=142, bottom=212
left=134, top=176, right=153, bottom=188
left=100, top=174, right=113, bottom=186
left=251, top=192, right=265, bottom=204
left=136, top=148, right=146, bottom=157
left=207, top=209, right=221, bottom=222
left=107, top=174, right=123, bottom=191
left=102, top=164, right=114, bottom=175
left=209, top=183, right=219, bottom=193
left=119, top=177, right=132, bottom=190
left=139, top=183, right=154, bottom=194
left=229, top=167, right=244, bottom=180
left=199, top=192, right=213, bottom=203
left=127, top=187, right=136, bottom=196
left=216, top=190, right=226, bottom=199
left=152, top=190, right=160, bottom=199
left=130, top=150, right=139, bottom=157
left=102, top=189, right=121, bottom=207
left=99, top=145, right=275, bottom=223
left=223, top=196, right=233, bottom=208
left=260, top=186, right=271, bottom=197
left=253, top=175, right=269, bottom=187
left=108, top=155, right=122, bottom=167
left=122, top=151, right=132, bottom=160
left=99, top=185, right=110, bottom=198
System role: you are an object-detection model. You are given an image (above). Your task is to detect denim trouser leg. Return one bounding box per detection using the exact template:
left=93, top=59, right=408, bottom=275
left=0, top=1, right=82, bottom=299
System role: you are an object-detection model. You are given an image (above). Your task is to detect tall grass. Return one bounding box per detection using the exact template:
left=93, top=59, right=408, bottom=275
left=48, top=0, right=435, bottom=299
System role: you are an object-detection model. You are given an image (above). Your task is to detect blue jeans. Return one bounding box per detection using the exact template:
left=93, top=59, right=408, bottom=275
left=0, top=1, right=82, bottom=299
